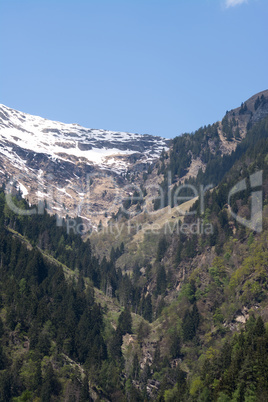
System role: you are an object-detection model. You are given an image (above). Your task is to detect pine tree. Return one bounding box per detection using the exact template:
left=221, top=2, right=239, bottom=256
left=177, top=366, right=187, bottom=398
left=182, top=303, right=200, bottom=341
left=255, top=316, right=265, bottom=337
left=80, top=374, right=92, bottom=401
left=156, top=236, right=168, bottom=261
left=117, top=307, right=132, bottom=335
left=40, top=363, right=61, bottom=401
left=132, top=353, right=140, bottom=380
left=156, top=265, right=167, bottom=295
left=170, top=331, right=182, bottom=359
left=143, top=295, right=153, bottom=323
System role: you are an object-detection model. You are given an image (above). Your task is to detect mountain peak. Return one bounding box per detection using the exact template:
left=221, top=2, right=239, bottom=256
left=0, top=104, right=169, bottom=227
left=0, top=104, right=169, bottom=172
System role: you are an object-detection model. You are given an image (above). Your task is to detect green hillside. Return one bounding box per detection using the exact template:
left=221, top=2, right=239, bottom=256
left=1, top=97, right=268, bottom=401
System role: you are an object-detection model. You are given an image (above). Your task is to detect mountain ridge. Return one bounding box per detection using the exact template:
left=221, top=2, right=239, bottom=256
left=1, top=91, right=268, bottom=400
left=1, top=90, right=268, bottom=230
left=0, top=104, right=169, bottom=228
left=0, top=103, right=169, bottom=172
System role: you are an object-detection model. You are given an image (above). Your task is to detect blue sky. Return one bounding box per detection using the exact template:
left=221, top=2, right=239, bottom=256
left=0, top=0, right=267, bottom=138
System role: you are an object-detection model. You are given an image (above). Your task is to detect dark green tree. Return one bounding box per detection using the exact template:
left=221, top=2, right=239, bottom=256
left=156, top=265, right=167, bottom=296
left=117, top=307, right=132, bottom=336
left=156, top=236, right=168, bottom=261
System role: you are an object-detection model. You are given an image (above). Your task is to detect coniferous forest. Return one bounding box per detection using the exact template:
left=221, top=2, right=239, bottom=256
left=1, top=112, right=268, bottom=400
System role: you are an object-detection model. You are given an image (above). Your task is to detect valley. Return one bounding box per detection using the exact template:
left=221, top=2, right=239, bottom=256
left=0, top=90, right=268, bottom=401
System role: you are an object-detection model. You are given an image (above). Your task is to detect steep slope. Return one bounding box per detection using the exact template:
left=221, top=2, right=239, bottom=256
left=146, top=90, right=268, bottom=214
left=91, top=115, right=268, bottom=401
left=1, top=92, right=268, bottom=401
left=0, top=104, right=168, bottom=172
left=1, top=91, right=267, bottom=230
left=89, top=91, right=268, bottom=261
left=0, top=104, right=169, bottom=227
left=157, top=90, right=268, bottom=184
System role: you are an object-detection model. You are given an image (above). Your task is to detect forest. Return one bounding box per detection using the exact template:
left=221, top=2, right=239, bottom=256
left=1, top=115, right=268, bottom=400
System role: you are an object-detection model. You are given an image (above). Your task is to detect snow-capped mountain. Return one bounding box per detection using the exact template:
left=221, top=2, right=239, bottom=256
left=0, top=104, right=169, bottom=227
left=0, top=104, right=168, bottom=173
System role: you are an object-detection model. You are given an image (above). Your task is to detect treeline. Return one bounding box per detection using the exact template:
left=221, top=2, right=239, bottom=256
left=195, top=115, right=268, bottom=188
left=0, top=189, right=158, bottom=325
left=154, top=115, right=268, bottom=211
left=0, top=192, right=100, bottom=284
left=157, top=123, right=220, bottom=182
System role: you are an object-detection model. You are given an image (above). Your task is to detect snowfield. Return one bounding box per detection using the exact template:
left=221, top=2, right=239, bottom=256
left=0, top=104, right=169, bottom=172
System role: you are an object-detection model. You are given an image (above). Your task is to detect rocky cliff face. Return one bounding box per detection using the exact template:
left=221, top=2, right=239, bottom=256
left=0, top=104, right=169, bottom=228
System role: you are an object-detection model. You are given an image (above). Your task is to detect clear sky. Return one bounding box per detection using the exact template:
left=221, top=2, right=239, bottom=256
left=0, top=0, right=267, bottom=138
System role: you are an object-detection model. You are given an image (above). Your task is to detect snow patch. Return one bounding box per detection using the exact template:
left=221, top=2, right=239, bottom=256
left=18, top=182, right=28, bottom=198
left=0, top=104, right=169, bottom=173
